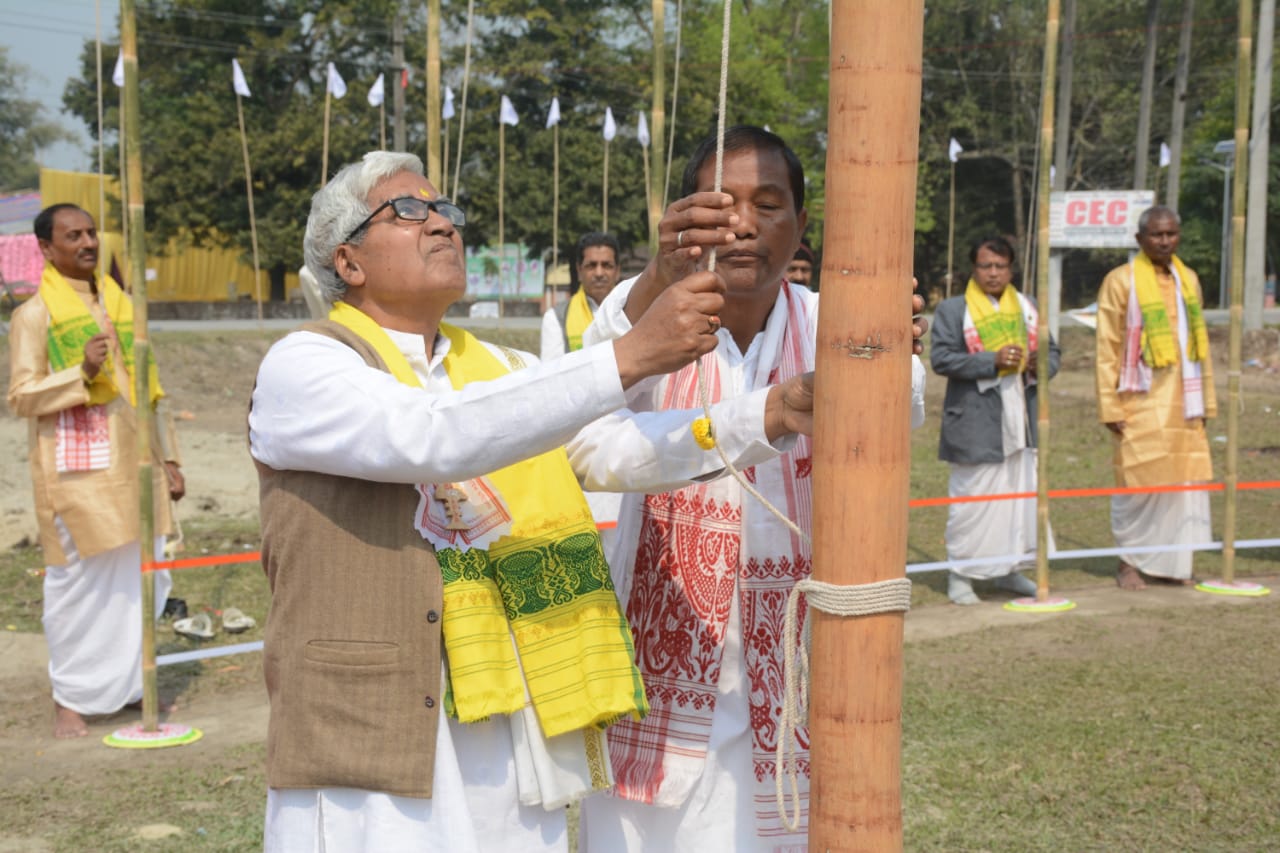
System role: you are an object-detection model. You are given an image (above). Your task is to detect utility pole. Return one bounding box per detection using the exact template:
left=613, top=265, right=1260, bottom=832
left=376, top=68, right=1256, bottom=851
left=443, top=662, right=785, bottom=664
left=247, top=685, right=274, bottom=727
left=1167, top=0, right=1195, bottom=211
left=1133, top=0, right=1159, bottom=190
left=1243, top=0, right=1274, bottom=330
left=392, top=3, right=406, bottom=152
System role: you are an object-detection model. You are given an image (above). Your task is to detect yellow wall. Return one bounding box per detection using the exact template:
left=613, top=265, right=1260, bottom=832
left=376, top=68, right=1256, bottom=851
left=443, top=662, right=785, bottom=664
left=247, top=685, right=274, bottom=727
left=39, top=169, right=297, bottom=302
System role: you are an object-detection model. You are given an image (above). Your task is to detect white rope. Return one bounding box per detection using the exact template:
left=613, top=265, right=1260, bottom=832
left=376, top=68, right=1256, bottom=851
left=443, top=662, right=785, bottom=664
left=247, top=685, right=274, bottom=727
left=662, top=0, right=684, bottom=208
left=774, top=577, right=913, bottom=831
left=450, top=0, right=475, bottom=201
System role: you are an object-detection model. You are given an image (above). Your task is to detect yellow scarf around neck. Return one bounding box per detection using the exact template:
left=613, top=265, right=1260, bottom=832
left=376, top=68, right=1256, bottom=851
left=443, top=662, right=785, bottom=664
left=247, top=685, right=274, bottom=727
left=1132, top=252, right=1209, bottom=367
left=563, top=288, right=594, bottom=352
left=39, top=262, right=163, bottom=407
left=327, top=301, right=648, bottom=737
left=964, top=278, right=1027, bottom=376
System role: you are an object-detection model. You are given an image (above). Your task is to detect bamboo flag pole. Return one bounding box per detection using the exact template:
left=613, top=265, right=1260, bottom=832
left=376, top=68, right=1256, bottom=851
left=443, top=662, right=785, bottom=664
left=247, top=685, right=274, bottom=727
left=380, top=99, right=387, bottom=151
left=94, top=0, right=106, bottom=256
left=1034, top=1, right=1061, bottom=601
left=945, top=138, right=961, bottom=298
left=1221, top=0, right=1251, bottom=583
left=547, top=96, right=561, bottom=273
left=648, top=0, right=665, bottom=254
left=639, top=112, right=653, bottom=238
left=322, top=88, right=332, bottom=187
left=119, top=0, right=158, bottom=734
left=451, top=0, right=475, bottom=200
left=498, top=95, right=518, bottom=320
left=602, top=107, right=616, bottom=232
left=426, top=0, right=442, bottom=187
left=232, top=60, right=263, bottom=325
left=663, top=0, right=684, bottom=209
left=809, top=1, right=923, bottom=847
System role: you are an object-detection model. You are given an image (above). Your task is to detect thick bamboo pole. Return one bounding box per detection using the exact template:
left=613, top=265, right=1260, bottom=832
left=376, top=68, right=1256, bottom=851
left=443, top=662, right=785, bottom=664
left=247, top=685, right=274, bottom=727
left=648, top=0, right=665, bottom=254
left=120, top=0, right=158, bottom=732
left=426, top=0, right=442, bottom=187
left=1035, top=2, right=1061, bottom=598
left=809, top=2, right=923, bottom=848
left=1222, top=0, right=1251, bottom=581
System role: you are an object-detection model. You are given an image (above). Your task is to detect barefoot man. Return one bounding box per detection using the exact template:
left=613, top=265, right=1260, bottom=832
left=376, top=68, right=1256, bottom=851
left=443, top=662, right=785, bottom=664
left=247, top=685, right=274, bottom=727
left=7, top=204, right=184, bottom=738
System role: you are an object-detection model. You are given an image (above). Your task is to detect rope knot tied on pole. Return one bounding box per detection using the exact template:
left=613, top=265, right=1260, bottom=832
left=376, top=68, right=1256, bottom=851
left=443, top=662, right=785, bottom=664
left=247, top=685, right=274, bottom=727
left=774, top=576, right=913, bottom=830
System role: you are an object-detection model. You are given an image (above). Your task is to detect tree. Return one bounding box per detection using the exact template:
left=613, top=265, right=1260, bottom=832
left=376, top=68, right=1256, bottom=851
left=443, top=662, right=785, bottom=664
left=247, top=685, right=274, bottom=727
left=0, top=47, right=76, bottom=193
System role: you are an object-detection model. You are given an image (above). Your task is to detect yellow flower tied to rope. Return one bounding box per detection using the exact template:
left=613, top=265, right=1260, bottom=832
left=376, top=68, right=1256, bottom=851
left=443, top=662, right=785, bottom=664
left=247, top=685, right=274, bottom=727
left=1132, top=252, right=1209, bottom=368
left=691, top=417, right=716, bottom=450
left=964, top=278, right=1027, bottom=376
left=562, top=287, right=594, bottom=352
left=327, top=302, right=648, bottom=737
left=39, top=262, right=163, bottom=407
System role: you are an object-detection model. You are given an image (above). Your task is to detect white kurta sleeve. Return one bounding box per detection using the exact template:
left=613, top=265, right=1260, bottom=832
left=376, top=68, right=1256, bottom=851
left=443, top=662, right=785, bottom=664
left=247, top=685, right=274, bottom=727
left=539, top=308, right=566, bottom=361
left=249, top=331, right=626, bottom=483
left=566, top=387, right=792, bottom=494
left=911, top=353, right=926, bottom=429
left=581, top=274, right=637, bottom=347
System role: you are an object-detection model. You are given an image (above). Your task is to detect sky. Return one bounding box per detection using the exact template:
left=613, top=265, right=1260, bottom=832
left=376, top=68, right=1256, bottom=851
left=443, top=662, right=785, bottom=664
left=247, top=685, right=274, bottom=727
left=1, top=0, right=116, bottom=173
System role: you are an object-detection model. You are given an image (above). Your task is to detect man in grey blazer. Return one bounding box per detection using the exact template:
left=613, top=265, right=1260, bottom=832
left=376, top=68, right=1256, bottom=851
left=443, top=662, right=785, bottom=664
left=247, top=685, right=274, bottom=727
left=931, top=235, right=1061, bottom=605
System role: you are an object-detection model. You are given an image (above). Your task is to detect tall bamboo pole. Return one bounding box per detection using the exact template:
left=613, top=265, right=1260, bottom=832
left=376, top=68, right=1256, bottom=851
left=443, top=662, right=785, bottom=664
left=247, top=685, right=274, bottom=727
left=1167, top=0, right=1195, bottom=212
left=236, top=92, right=263, bottom=324
left=602, top=137, right=611, bottom=232
left=499, top=119, right=506, bottom=319
left=1035, top=1, right=1061, bottom=598
left=945, top=159, right=955, bottom=298
left=119, top=0, right=158, bottom=732
left=552, top=121, right=559, bottom=271
left=451, top=0, right=475, bottom=200
left=321, top=89, right=332, bottom=187
left=648, top=0, right=665, bottom=254
left=810, top=1, right=923, bottom=847
left=426, top=0, right=442, bottom=187
left=94, top=0, right=106, bottom=256
left=1222, top=0, right=1251, bottom=582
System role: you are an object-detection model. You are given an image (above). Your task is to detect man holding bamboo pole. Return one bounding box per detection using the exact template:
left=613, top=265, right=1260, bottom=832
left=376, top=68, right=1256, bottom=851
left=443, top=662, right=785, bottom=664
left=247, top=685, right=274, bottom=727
left=7, top=203, right=184, bottom=739
left=574, top=126, right=926, bottom=850
left=1096, top=205, right=1215, bottom=590
left=250, top=151, right=820, bottom=852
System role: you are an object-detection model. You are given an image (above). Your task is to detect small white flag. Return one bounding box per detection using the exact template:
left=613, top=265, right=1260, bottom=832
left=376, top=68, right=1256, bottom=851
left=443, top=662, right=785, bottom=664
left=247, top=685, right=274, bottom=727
left=368, top=73, right=385, bottom=107
left=112, top=54, right=124, bottom=87
left=1050, top=164, right=1057, bottom=184
left=1159, top=142, right=1171, bottom=168
left=637, top=112, right=650, bottom=147
left=603, top=107, right=617, bottom=141
left=948, top=137, right=963, bottom=163
left=232, top=59, right=251, bottom=98
left=443, top=86, right=455, bottom=120
left=326, top=62, right=347, bottom=99
left=546, top=96, right=561, bottom=129
left=499, top=94, right=519, bottom=126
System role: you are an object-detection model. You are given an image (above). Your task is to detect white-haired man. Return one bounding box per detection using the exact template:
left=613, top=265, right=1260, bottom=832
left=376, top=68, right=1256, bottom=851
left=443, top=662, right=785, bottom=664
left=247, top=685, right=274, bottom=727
left=249, top=151, right=817, bottom=852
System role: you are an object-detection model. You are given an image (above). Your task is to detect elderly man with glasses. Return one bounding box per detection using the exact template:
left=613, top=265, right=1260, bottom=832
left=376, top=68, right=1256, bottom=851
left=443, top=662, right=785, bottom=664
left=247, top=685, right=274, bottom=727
left=248, top=151, right=818, bottom=852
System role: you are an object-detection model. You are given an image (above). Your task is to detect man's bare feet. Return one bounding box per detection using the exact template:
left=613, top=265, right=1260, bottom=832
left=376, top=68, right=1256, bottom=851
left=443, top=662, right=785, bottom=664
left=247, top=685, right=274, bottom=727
left=53, top=702, right=89, bottom=739
left=1116, top=561, right=1146, bottom=591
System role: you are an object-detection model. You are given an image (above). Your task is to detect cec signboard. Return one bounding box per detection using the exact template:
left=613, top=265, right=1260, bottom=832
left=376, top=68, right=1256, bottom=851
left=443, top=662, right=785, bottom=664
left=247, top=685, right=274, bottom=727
left=1049, top=191, right=1155, bottom=249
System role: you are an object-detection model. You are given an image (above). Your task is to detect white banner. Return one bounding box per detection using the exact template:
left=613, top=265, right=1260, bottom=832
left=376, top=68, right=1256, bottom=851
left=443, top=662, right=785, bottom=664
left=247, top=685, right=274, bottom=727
left=1049, top=191, right=1155, bottom=249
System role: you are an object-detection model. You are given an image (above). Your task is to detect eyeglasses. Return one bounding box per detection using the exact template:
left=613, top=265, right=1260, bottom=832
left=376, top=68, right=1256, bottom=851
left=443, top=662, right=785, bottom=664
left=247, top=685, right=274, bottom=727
left=974, top=262, right=1011, bottom=271
left=345, top=196, right=467, bottom=242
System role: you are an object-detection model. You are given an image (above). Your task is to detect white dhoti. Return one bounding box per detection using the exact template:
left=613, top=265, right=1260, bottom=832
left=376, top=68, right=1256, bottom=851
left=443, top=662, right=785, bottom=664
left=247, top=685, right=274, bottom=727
left=946, top=449, right=1053, bottom=579
left=43, top=517, right=171, bottom=716
left=265, top=711, right=568, bottom=853
left=1112, top=490, right=1210, bottom=580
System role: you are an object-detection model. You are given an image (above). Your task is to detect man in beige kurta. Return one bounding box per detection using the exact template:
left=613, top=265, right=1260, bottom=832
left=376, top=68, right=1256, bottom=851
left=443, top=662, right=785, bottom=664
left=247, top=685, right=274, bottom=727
left=1095, top=205, right=1215, bottom=590
left=7, top=204, right=183, bottom=738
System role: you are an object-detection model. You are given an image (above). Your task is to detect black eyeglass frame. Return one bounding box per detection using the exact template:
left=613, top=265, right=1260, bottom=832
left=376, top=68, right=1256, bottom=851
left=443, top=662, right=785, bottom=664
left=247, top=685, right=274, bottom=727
left=345, top=196, right=467, bottom=242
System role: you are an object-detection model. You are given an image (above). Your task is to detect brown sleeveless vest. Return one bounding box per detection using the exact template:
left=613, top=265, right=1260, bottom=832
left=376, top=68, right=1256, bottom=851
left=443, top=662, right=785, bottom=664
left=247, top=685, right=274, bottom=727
left=257, top=321, right=444, bottom=798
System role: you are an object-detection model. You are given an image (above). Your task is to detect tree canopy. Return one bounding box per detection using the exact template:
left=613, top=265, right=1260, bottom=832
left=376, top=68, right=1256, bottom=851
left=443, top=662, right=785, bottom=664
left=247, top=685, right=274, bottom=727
left=0, top=47, right=76, bottom=193
left=57, top=0, right=1276, bottom=305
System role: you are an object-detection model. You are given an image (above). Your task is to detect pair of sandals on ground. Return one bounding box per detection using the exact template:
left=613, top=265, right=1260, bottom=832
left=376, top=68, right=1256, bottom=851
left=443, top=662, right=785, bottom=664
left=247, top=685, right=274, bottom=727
left=172, top=606, right=255, bottom=640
